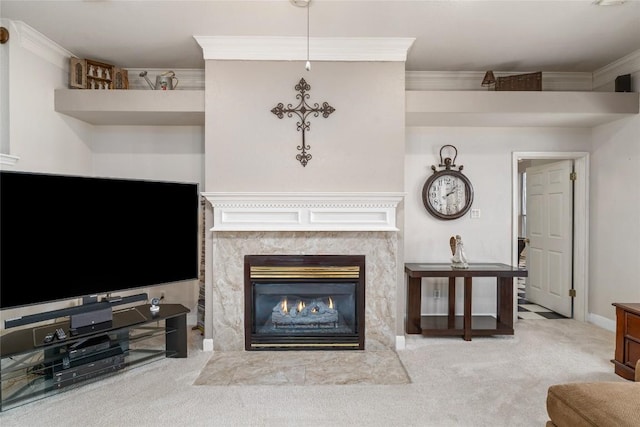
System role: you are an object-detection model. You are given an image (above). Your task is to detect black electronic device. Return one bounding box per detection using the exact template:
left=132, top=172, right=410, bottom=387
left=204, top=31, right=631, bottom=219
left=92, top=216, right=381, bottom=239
left=70, top=306, right=113, bottom=330
left=67, top=335, right=112, bottom=360
left=11, top=294, right=148, bottom=331
left=53, top=349, right=125, bottom=389
left=0, top=171, right=199, bottom=327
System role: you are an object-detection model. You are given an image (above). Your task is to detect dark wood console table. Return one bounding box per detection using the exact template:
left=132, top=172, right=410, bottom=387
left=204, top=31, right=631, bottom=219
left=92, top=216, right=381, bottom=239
left=612, top=302, right=640, bottom=380
left=405, top=263, right=527, bottom=341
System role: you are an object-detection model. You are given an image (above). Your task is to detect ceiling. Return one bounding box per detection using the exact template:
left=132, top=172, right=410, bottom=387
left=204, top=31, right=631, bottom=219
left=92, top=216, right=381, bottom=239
left=2, top=1, right=639, bottom=73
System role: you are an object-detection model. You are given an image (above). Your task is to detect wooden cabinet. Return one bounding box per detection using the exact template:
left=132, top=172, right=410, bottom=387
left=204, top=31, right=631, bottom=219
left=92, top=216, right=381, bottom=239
left=613, top=302, right=640, bottom=381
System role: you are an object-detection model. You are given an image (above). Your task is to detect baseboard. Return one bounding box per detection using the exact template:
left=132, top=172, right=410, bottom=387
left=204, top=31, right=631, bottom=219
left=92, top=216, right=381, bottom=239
left=203, top=338, right=214, bottom=352
left=588, top=312, right=616, bottom=332
left=186, top=313, right=197, bottom=327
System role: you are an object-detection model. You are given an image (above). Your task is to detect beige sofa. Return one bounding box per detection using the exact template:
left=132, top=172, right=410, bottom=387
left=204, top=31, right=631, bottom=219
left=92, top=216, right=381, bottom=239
left=546, top=360, right=640, bottom=427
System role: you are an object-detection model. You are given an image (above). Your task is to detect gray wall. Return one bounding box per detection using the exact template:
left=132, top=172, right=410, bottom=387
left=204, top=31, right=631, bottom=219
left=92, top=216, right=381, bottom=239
left=205, top=61, right=406, bottom=193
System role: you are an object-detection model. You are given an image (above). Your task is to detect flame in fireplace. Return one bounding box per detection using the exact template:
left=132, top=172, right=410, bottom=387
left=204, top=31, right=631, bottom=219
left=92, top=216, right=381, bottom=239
left=278, top=296, right=335, bottom=316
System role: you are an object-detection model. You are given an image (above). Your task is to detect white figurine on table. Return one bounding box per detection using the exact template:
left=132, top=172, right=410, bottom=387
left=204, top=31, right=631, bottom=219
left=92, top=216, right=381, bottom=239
left=450, top=235, right=469, bottom=269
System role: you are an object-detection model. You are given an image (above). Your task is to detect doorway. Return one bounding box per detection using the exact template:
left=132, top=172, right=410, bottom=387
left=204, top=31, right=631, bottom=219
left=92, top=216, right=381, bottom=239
left=511, top=152, right=589, bottom=323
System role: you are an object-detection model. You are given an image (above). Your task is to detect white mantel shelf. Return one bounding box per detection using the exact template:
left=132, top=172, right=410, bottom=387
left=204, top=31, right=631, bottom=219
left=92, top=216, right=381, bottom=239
left=54, top=89, right=205, bottom=126
left=406, top=91, right=639, bottom=127
left=202, top=192, right=404, bottom=232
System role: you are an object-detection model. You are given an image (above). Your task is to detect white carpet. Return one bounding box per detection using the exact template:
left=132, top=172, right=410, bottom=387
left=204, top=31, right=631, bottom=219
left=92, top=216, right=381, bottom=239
left=0, top=319, right=624, bottom=427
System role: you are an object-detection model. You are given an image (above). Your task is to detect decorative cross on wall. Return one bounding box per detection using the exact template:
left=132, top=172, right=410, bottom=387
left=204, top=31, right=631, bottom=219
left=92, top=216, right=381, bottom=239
left=270, top=78, right=335, bottom=167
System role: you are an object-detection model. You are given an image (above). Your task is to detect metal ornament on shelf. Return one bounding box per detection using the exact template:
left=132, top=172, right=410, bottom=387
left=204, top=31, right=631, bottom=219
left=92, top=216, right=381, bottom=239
left=270, top=78, right=335, bottom=167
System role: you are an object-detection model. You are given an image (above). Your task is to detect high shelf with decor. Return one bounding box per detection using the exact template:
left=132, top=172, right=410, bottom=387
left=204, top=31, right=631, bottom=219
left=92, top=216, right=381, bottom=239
left=0, top=303, right=189, bottom=411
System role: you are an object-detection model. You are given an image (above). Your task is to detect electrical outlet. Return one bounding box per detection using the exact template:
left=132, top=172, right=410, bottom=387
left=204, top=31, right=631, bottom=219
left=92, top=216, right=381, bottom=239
left=471, top=208, right=481, bottom=219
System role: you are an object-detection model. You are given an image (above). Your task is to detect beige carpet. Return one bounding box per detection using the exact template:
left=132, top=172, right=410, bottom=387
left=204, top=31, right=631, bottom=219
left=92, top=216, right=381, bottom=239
left=194, top=350, right=411, bottom=386
left=0, top=319, right=625, bottom=427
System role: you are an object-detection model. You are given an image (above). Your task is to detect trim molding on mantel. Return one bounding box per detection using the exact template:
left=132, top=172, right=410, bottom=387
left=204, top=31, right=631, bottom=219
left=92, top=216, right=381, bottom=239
left=194, top=36, right=415, bottom=62
left=202, top=192, right=404, bottom=231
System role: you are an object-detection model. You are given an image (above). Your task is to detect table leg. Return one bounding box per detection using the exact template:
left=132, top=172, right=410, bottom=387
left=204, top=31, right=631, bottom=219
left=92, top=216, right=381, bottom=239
left=497, top=277, right=514, bottom=331
left=166, top=313, right=188, bottom=358
left=464, top=277, right=472, bottom=341
left=448, top=277, right=456, bottom=329
left=406, top=276, right=422, bottom=334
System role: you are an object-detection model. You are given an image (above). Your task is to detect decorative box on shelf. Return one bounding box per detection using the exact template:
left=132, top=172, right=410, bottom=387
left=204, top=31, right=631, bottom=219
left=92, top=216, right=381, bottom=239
left=69, top=57, right=128, bottom=90
left=495, top=71, right=542, bottom=91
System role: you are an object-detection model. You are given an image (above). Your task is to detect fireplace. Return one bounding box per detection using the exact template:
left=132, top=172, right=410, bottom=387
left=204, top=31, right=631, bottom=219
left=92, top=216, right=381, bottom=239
left=245, top=255, right=365, bottom=350
left=202, top=192, right=402, bottom=352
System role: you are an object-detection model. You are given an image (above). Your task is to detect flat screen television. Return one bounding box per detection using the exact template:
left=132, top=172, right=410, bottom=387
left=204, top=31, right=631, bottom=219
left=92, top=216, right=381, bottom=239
left=0, top=170, right=199, bottom=311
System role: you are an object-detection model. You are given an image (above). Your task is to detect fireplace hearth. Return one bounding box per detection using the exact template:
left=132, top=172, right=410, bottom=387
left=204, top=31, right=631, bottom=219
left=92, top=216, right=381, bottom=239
left=245, top=255, right=365, bottom=350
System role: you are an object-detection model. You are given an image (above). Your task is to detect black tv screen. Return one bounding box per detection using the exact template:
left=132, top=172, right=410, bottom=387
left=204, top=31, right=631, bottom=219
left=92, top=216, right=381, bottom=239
left=0, top=171, right=199, bottom=309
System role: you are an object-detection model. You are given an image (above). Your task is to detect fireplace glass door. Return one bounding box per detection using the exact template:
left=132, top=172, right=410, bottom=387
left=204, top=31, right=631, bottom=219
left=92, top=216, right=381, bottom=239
left=245, top=255, right=365, bottom=350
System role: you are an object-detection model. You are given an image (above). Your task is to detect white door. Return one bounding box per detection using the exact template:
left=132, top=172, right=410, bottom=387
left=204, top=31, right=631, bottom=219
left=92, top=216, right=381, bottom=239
left=525, top=160, right=573, bottom=317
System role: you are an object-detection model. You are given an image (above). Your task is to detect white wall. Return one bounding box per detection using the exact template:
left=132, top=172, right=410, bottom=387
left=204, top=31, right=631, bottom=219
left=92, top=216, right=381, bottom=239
left=590, top=114, right=640, bottom=320
left=1, top=20, right=93, bottom=174
left=588, top=51, right=640, bottom=326
left=1, top=20, right=10, bottom=154
left=205, top=61, right=406, bottom=192
left=404, top=127, right=591, bottom=316
left=91, top=125, right=203, bottom=183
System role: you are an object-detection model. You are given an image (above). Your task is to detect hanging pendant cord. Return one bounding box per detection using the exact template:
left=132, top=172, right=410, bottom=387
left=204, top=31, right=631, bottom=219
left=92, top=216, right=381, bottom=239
left=305, top=2, right=311, bottom=70
left=307, top=3, right=310, bottom=64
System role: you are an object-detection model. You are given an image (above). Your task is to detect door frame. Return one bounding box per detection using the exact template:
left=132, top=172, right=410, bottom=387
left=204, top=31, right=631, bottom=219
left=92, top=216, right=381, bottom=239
left=511, top=151, right=589, bottom=322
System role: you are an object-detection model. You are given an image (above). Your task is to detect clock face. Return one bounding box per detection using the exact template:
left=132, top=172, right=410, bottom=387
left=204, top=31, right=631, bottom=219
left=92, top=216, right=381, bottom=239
left=422, top=171, right=473, bottom=220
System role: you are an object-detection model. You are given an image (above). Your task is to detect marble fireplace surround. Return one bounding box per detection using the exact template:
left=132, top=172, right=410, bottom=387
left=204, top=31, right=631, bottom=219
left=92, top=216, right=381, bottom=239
left=202, top=192, right=404, bottom=352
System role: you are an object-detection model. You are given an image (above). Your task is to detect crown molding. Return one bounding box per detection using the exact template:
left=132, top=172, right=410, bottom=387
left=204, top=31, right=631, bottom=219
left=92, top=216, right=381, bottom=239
left=194, top=36, right=415, bottom=62
left=9, top=20, right=73, bottom=70
left=593, top=48, right=640, bottom=90
left=542, top=72, right=593, bottom=91
left=0, top=154, right=20, bottom=166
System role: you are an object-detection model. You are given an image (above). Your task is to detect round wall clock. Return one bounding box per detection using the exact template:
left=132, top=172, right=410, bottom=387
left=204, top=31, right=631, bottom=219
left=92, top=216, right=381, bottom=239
left=422, top=145, right=474, bottom=220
